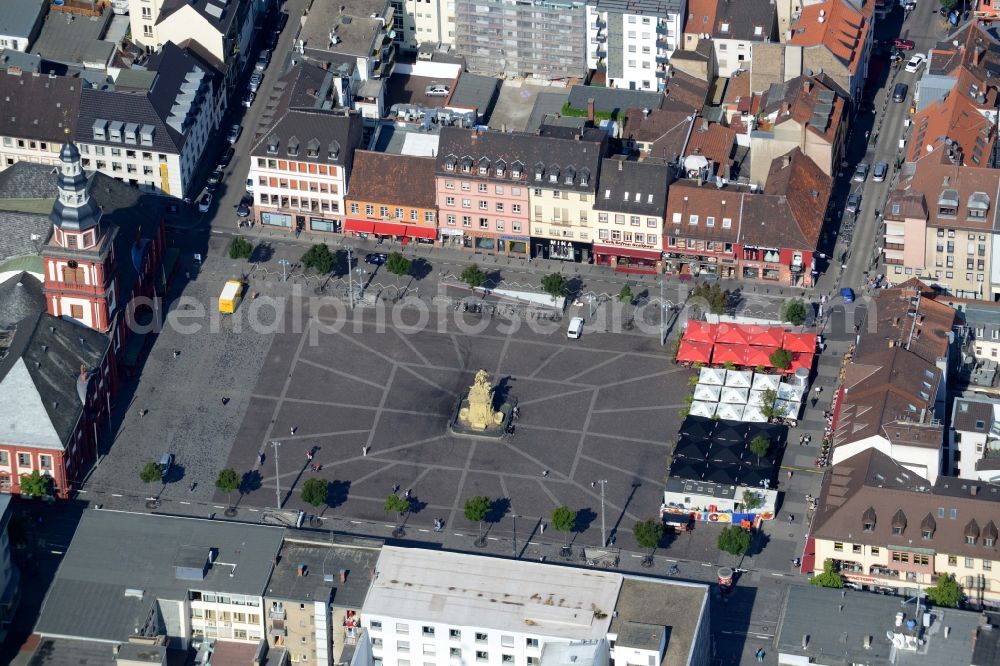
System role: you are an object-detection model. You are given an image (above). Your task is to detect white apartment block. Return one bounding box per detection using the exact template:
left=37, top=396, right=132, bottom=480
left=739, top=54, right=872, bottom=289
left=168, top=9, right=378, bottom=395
left=399, top=0, right=455, bottom=50
left=585, top=0, right=685, bottom=91
left=360, top=546, right=712, bottom=666
left=74, top=45, right=222, bottom=199
left=950, top=395, right=1000, bottom=482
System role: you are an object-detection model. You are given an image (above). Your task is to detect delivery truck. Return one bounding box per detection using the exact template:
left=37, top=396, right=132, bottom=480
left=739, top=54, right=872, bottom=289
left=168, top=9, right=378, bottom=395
left=219, top=280, right=244, bottom=314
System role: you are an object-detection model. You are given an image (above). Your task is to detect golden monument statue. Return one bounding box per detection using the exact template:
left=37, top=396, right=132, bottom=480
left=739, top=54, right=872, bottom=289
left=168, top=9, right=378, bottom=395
left=457, top=370, right=505, bottom=431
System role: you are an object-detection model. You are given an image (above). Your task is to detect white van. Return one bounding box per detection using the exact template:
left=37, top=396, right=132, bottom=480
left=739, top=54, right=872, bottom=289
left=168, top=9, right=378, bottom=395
left=566, top=316, right=584, bottom=339
left=245, top=177, right=254, bottom=193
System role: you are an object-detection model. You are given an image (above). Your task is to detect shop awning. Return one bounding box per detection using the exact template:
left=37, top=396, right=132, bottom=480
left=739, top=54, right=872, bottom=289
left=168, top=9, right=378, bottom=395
left=593, top=245, right=662, bottom=261
left=406, top=225, right=438, bottom=240
left=344, top=218, right=375, bottom=234
left=372, top=221, right=409, bottom=237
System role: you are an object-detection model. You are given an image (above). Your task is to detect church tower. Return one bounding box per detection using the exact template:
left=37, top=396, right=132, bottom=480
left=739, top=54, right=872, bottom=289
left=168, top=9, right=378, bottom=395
left=42, top=143, right=119, bottom=332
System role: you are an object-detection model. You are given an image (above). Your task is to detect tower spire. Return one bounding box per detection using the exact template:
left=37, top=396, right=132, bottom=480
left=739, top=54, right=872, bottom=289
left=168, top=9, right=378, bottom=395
left=50, top=142, right=102, bottom=233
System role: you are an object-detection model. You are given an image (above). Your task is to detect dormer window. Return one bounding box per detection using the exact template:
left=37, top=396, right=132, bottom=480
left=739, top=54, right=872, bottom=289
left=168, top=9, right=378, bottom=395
left=605, top=189, right=611, bottom=199
left=446, top=161, right=455, bottom=171
left=328, top=141, right=341, bottom=161
left=92, top=119, right=108, bottom=141
left=863, top=507, right=876, bottom=532
left=965, top=519, right=980, bottom=545
left=891, top=509, right=907, bottom=536
left=968, top=191, right=990, bottom=219
left=496, top=167, right=505, bottom=177
left=720, top=22, right=730, bottom=33
left=287, top=136, right=300, bottom=156
left=307, top=138, right=320, bottom=157
left=580, top=169, right=589, bottom=186
left=267, top=136, right=279, bottom=154
left=938, top=188, right=959, bottom=216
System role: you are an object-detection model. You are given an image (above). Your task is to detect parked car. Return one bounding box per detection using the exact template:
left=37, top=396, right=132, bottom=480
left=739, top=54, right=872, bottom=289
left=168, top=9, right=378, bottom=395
left=242, top=91, right=256, bottom=108
left=207, top=169, right=223, bottom=185
left=425, top=84, right=450, bottom=97
left=237, top=194, right=253, bottom=217
left=219, top=146, right=235, bottom=168
left=365, top=252, right=387, bottom=265
left=226, top=123, right=242, bottom=144
left=267, top=31, right=280, bottom=49
left=274, top=11, right=288, bottom=33
left=873, top=161, right=888, bottom=182
left=198, top=193, right=212, bottom=213
left=249, top=72, right=263, bottom=92
left=840, top=287, right=855, bottom=303
left=159, top=453, right=174, bottom=476
left=245, top=177, right=254, bottom=193
left=846, top=190, right=862, bottom=214
left=566, top=316, right=584, bottom=339
left=255, top=49, right=271, bottom=71
left=893, top=38, right=915, bottom=50
left=893, top=82, right=909, bottom=102
left=905, top=54, right=925, bottom=73
left=853, top=163, right=870, bottom=182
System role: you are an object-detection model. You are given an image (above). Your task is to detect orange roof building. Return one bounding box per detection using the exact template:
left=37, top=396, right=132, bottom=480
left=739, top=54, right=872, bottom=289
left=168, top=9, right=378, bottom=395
left=785, top=0, right=873, bottom=98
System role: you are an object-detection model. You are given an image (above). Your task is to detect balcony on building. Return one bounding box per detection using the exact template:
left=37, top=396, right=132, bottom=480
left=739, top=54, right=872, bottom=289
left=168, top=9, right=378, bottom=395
left=870, top=565, right=900, bottom=578
left=269, top=607, right=287, bottom=621
left=269, top=619, right=287, bottom=637
left=832, top=559, right=865, bottom=574
left=656, top=65, right=668, bottom=77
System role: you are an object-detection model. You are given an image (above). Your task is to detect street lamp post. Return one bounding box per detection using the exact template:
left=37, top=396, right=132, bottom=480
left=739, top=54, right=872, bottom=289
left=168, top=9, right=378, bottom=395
left=511, top=510, right=517, bottom=557
left=278, top=259, right=290, bottom=283
left=271, top=440, right=281, bottom=509
left=345, top=246, right=355, bottom=309
left=586, top=294, right=595, bottom=319
left=592, top=479, right=608, bottom=547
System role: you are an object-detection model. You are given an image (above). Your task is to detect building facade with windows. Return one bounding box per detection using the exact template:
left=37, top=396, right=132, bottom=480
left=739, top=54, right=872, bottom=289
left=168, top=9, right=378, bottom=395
left=526, top=128, right=606, bottom=262
left=249, top=110, right=364, bottom=234
left=361, top=546, right=712, bottom=666
left=74, top=43, right=223, bottom=199
left=434, top=127, right=607, bottom=258
left=345, top=152, right=439, bottom=242
left=129, top=0, right=256, bottom=97
left=664, top=149, right=828, bottom=286
left=585, top=0, right=686, bottom=92
left=949, top=395, right=1000, bottom=483
left=33, top=510, right=284, bottom=650
left=884, top=163, right=1000, bottom=301
left=811, top=448, right=1000, bottom=608
left=592, top=158, right=669, bottom=272
left=264, top=537, right=381, bottom=665
left=0, top=67, right=83, bottom=172
left=0, top=270, right=112, bottom=499
left=454, top=0, right=587, bottom=79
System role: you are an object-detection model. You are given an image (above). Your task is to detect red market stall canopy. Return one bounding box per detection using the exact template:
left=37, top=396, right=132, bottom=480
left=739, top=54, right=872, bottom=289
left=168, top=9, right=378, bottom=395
left=677, top=340, right=714, bottom=364
left=788, top=352, right=815, bottom=374
left=712, top=344, right=747, bottom=365
left=745, top=325, right=785, bottom=348
left=715, top=324, right=751, bottom=345
left=743, top=346, right=776, bottom=368
left=782, top=332, right=818, bottom=353
left=684, top=321, right=718, bottom=343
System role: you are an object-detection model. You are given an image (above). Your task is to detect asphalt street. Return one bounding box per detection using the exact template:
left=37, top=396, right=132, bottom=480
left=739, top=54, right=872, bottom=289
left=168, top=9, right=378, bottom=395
left=834, top=2, right=959, bottom=292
